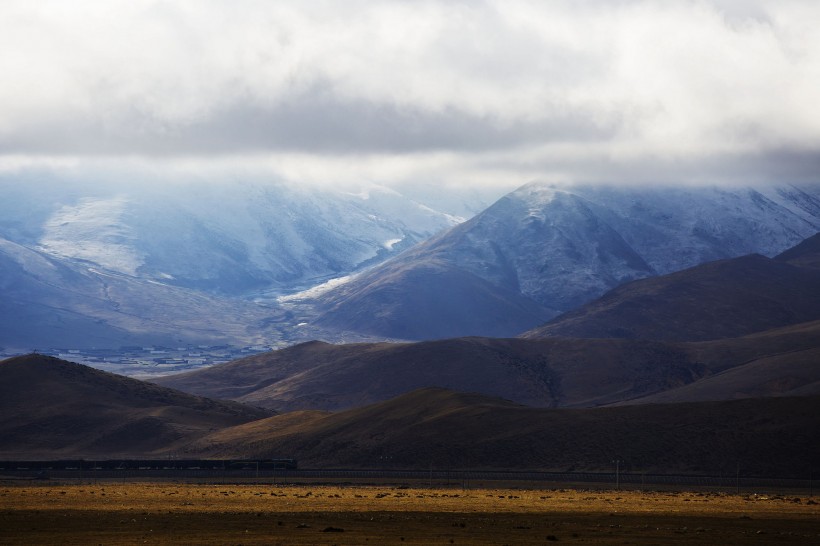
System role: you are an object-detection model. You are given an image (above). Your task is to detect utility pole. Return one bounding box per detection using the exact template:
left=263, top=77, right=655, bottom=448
left=613, top=459, right=621, bottom=490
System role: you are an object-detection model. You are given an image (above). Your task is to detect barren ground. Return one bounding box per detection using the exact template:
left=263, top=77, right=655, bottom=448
left=1, top=483, right=818, bottom=545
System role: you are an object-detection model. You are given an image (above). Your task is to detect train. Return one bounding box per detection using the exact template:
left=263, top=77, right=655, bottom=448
left=0, top=458, right=298, bottom=471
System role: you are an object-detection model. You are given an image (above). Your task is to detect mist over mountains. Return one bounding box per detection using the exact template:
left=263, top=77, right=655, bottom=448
left=0, top=178, right=464, bottom=295
left=0, top=178, right=477, bottom=351
left=2, top=177, right=820, bottom=352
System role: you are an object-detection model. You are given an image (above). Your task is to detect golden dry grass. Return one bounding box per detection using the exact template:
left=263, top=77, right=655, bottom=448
left=1, top=483, right=818, bottom=545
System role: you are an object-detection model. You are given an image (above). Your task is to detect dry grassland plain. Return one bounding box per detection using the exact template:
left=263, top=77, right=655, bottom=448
left=1, top=483, right=818, bottom=545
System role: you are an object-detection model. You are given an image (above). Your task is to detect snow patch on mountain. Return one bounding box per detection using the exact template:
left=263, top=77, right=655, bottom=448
left=276, top=274, right=356, bottom=303
left=38, top=196, right=144, bottom=276
left=384, top=238, right=403, bottom=250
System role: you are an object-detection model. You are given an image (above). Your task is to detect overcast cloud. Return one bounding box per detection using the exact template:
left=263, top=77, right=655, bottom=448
left=1, top=0, right=819, bottom=189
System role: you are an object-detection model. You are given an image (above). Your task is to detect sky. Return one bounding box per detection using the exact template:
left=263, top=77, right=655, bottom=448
left=1, top=0, right=819, bottom=192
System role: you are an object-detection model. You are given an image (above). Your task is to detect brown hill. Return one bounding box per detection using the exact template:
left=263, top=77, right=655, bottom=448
left=776, top=231, right=820, bottom=269
left=156, top=321, right=820, bottom=411
left=0, top=354, right=271, bottom=458
left=521, top=253, right=820, bottom=341
left=189, top=387, right=820, bottom=477
left=156, top=337, right=694, bottom=411
left=619, top=320, right=820, bottom=404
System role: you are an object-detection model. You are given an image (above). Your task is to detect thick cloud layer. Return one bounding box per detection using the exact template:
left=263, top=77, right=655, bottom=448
left=1, top=0, right=818, bottom=187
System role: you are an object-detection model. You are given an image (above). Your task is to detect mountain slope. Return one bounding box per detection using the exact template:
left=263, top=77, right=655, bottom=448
left=313, top=259, right=552, bottom=340
left=158, top=336, right=697, bottom=411
left=776, top=232, right=820, bottom=270
left=0, top=178, right=464, bottom=296
left=313, top=182, right=820, bottom=340
left=0, top=236, right=278, bottom=351
left=0, top=354, right=270, bottom=458
left=190, top=387, right=820, bottom=477
left=618, top=320, right=820, bottom=404
left=0, top=178, right=477, bottom=350
left=156, top=320, right=820, bottom=411
left=522, top=252, right=820, bottom=341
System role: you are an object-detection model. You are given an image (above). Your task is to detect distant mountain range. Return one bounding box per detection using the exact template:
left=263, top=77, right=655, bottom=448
left=3, top=184, right=818, bottom=476
left=2, top=179, right=820, bottom=353
left=314, top=183, right=820, bottom=339
left=5, top=230, right=819, bottom=470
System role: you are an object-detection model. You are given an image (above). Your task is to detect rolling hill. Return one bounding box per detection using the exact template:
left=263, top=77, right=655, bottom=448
left=0, top=354, right=271, bottom=458
left=3, top=354, right=815, bottom=477
left=156, top=319, right=820, bottom=411
left=619, top=320, right=820, bottom=404
left=189, top=387, right=820, bottom=477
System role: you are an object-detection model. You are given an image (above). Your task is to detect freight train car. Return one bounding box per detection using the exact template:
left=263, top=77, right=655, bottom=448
left=0, top=458, right=297, bottom=471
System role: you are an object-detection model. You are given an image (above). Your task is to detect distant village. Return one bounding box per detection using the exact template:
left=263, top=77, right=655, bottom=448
left=19, top=345, right=280, bottom=377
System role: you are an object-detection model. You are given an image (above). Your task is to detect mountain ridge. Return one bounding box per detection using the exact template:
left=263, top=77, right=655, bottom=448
left=156, top=319, right=820, bottom=412
left=312, top=182, right=820, bottom=340
left=522, top=234, right=820, bottom=341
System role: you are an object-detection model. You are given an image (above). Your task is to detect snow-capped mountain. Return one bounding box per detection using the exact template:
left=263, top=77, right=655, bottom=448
left=0, top=175, right=490, bottom=351
left=4, top=175, right=820, bottom=349
left=0, top=178, right=465, bottom=296
left=314, top=182, right=820, bottom=339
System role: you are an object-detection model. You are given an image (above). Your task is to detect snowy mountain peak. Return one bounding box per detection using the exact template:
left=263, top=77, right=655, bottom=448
left=313, top=181, right=820, bottom=340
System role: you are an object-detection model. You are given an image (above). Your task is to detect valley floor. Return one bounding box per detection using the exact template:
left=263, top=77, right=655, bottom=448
left=1, top=483, right=818, bottom=545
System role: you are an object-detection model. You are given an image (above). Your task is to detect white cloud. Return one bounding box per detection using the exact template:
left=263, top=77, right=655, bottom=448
left=0, top=0, right=818, bottom=187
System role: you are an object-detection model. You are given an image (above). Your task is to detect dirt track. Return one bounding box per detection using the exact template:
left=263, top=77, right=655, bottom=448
left=2, top=483, right=818, bottom=545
